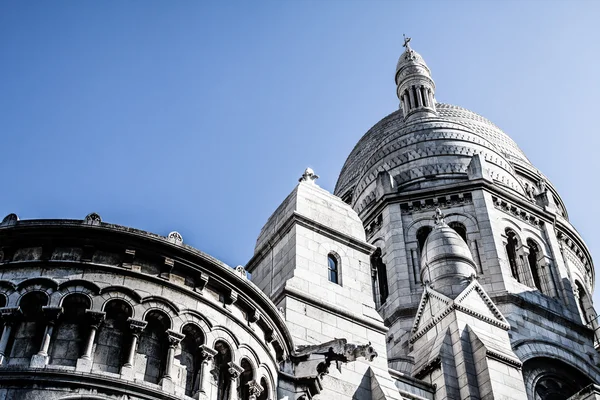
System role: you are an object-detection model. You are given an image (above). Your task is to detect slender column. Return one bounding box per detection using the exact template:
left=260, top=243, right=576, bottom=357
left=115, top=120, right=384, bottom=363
left=228, top=361, right=243, bottom=400
left=248, top=379, right=264, bottom=400
left=162, top=329, right=185, bottom=381
left=37, top=307, right=62, bottom=356
left=81, top=311, right=105, bottom=360
left=123, top=318, right=147, bottom=368
left=0, top=307, right=21, bottom=365
left=196, top=345, right=217, bottom=398
left=416, top=85, right=423, bottom=107
left=408, top=86, right=416, bottom=109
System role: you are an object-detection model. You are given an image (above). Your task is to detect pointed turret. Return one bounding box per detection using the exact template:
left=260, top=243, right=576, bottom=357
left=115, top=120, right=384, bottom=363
left=395, top=35, right=437, bottom=120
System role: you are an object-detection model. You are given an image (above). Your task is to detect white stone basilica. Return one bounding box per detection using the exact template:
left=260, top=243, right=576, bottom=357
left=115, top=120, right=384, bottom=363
left=0, top=39, right=597, bottom=400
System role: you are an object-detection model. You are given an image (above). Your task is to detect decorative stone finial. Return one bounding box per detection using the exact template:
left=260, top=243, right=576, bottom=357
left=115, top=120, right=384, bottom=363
left=167, top=231, right=183, bottom=245
left=84, top=212, right=102, bottom=225
left=1, top=213, right=19, bottom=226
left=433, top=208, right=446, bottom=226
left=299, top=168, right=319, bottom=184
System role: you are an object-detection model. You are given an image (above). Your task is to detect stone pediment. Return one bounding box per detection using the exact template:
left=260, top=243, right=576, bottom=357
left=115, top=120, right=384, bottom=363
left=410, top=281, right=510, bottom=343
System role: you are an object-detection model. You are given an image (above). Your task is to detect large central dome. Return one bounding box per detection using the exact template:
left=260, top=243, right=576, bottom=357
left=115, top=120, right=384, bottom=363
left=334, top=103, right=532, bottom=199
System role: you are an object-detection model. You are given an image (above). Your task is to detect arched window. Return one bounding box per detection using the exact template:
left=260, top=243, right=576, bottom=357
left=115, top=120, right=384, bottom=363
left=327, top=254, right=339, bottom=284
left=576, top=281, right=590, bottom=324
left=523, top=358, right=592, bottom=400
left=0, top=294, right=7, bottom=308
left=139, top=310, right=170, bottom=384
left=505, top=229, right=521, bottom=283
left=417, top=226, right=433, bottom=253
left=527, top=239, right=543, bottom=291
left=179, top=323, right=205, bottom=397
left=10, top=291, right=48, bottom=365
left=50, top=294, right=90, bottom=366
left=96, top=299, right=132, bottom=373
left=448, top=221, right=467, bottom=243
left=370, top=248, right=388, bottom=307
left=214, top=341, right=233, bottom=400
left=239, top=358, right=254, bottom=400
left=257, top=377, right=269, bottom=400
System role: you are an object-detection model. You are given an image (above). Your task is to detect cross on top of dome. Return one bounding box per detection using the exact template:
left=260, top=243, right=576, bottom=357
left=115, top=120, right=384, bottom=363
left=402, top=34, right=416, bottom=61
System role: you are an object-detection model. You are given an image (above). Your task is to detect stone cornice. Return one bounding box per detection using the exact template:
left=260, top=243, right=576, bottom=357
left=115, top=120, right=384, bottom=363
left=0, top=367, right=184, bottom=400
left=275, top=285, right=388, bottom=335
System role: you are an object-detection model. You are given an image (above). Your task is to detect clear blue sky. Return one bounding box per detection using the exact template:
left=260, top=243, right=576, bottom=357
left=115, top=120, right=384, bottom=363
left=1, top=1, right=599, bottom=301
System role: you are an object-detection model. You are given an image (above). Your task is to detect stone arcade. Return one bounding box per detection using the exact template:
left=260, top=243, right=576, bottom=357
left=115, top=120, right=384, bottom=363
left=0, top=40, right=598, bottom=399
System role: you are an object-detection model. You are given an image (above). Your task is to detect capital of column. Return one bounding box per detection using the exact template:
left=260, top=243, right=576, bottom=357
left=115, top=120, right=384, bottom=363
left=228, top=361, right=244, bottom=379
left=42, top=306, right=63, bottom=324
left=165, top=329, right=185, bottom=348
left=127, top=318, right=148, bottom=336
left=85, top=310, right=106, bottom=329
left=0, top=307, right=22, bottom=325
left=200, top=344, right=218, bottom=362
left=248, top=380, right=264, bottom=398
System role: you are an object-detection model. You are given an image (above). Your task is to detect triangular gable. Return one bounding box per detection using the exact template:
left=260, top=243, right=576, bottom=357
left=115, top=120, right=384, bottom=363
left=454, top=280, right=510, bottom=328
left=411, top=285, right=452, bottom=334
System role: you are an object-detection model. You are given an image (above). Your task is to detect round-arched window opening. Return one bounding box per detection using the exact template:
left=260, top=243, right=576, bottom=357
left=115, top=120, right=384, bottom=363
left=523, top=357, right=592, bottom=400
left=527, top=239, right=543, bottom=291
left=20, top=291, right=48, bottom=321
left=327, top=254, right=339, bottom=284
left=62, top=294, right=91, bottom=323
left=257, top=377, right=269, bottom=400
left=448, top=221, right=467, bottom=243
left=104, top=299, right=133, bottom=326
left=0, top=294, right=7, bottom=308
left=239, top=358, right=254, bottom=400
left=417, top=226, right=433, bottom=253
left=505, top=229, right=520, bottom=282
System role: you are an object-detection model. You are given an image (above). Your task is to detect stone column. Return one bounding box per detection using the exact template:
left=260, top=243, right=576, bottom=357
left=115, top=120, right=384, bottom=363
left=227, top=361, right=243, bottom=400
left=120, top=318, right=147, bottom=380
left=416, top=86, right=423, bottom=107
left=195, top=345, right=217, bottom=399
left=248, top=379, right=264, bottom=400
left=76, top=310, right=105, bottom=372
left=0, top=307, right=21, bottom=365
left=160, top=329, right=185, bottom=391
left=408, top=86, right=416, bottom=109
left=81, top=311, right=105, bottom=359
left=30, top=306, right=62, bottom=368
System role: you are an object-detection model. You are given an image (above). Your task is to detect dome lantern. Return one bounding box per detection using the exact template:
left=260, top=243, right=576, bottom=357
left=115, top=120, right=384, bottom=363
left=395, top=36, right=437, bottom=121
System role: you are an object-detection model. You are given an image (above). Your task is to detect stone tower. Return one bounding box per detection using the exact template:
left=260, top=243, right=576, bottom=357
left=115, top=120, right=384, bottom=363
left=332, top=38, right=600, bottom=399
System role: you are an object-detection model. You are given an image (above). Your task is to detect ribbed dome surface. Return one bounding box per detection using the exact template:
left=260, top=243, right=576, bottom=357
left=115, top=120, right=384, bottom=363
left=420, top=224, right=475, bottom=270
left=334, top=103, right=531, bottom=197
left=420, top=223, right=477, bottom=297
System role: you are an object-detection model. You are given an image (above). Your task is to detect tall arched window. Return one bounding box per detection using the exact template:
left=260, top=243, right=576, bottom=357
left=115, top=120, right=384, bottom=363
left=10, top=291, right=48, bottom=365
left=370, top=248, right=388, bottom=307
left=327, top=254, right=339, bottom=284
left=179, top=323, right=205, bottom=396
left=139, top=310, right=170, bottom=384
left=96, top=299, right=132, bottom=373
left=50, top=293, right=90, bottom=366
left=214, top=341, right=232, bottom=400
left=239, top=358, right=254, bottom=400
left=576, top=281, right=590, bottom=324
left=505, top=229, right=521, bottom=283
left=257, top=377, right=269, bottom=400
left=417, top=226, right=433, bottom=253
left=527, top=239, right=543, bottom=291
left=448, top=221, right=467, bottom=243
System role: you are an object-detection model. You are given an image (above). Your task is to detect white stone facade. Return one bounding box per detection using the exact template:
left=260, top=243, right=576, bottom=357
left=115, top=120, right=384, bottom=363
left=0, top=42, right=598, bottom=400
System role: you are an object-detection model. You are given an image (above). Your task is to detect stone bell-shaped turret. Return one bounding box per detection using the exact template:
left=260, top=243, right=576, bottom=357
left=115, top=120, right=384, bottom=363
left=395, top=35, right=437, bottom=120
left=420, top=209, right=477, bottom=298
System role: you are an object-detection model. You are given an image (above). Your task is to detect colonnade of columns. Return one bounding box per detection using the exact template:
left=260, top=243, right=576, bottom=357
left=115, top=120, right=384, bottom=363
left=0, top=308, right=267, bottom=399
left=400, top=85, right=435, bottom=115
